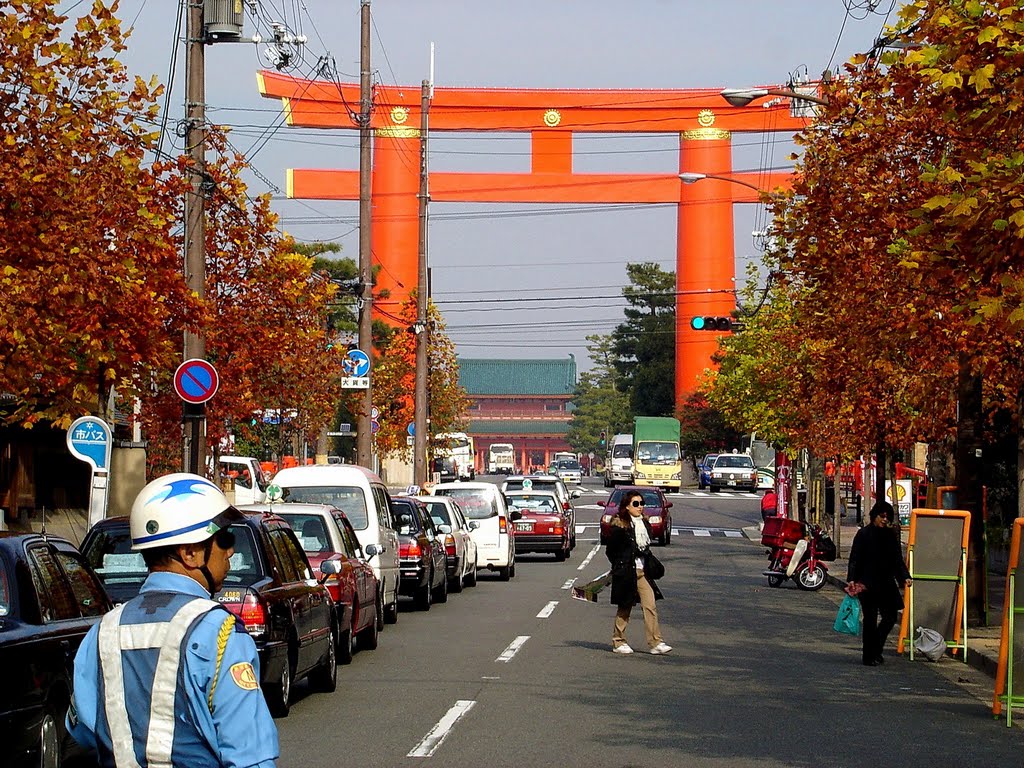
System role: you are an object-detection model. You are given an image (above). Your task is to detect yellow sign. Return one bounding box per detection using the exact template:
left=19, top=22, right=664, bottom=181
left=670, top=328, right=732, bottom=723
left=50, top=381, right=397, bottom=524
left=697, top=109, right=715, bottom=127
left=543, top=109, right=562, bottom=127
left=229, top=662, right=259, bottom=691
left=390, top=106, right=409, bottom=125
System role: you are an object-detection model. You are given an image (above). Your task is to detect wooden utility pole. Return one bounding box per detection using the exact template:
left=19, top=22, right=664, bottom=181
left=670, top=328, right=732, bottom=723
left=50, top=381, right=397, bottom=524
left=413, top=79, right=431, bottom=486
left=183, top=0, right=207, bottom=474
left=356, top=0, right=374, bottom=468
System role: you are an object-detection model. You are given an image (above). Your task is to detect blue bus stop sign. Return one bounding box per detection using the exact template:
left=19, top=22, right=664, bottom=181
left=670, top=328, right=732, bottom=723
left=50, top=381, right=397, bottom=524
left=67, top=416, right=112, bottom=472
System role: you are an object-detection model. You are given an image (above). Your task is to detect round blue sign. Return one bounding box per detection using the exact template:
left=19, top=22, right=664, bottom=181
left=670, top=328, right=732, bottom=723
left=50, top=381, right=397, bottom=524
left=407, top=422, right=415, bottom=437
left=174, top=359, right=219, bottom=404
left=344, top=349, right=371, bottom=377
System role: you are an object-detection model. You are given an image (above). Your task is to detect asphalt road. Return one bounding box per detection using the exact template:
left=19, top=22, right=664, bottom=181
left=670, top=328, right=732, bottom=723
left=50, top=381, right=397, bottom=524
left=274, top=478, right=1024, bottom=767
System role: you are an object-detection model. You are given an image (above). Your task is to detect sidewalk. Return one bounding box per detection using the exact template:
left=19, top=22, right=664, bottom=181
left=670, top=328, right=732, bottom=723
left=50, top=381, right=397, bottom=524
left=742, top=520, right=1003, bottom=681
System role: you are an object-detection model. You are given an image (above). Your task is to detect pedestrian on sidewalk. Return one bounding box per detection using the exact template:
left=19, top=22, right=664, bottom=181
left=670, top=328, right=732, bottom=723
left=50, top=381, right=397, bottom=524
left=605, top=490, right=671, bottom=655
left=846, top=500, right=912, bottom=666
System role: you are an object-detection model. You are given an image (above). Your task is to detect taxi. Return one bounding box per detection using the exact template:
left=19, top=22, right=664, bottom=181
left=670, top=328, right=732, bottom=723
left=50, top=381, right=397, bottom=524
left=503, top=490, right=571, bottom=561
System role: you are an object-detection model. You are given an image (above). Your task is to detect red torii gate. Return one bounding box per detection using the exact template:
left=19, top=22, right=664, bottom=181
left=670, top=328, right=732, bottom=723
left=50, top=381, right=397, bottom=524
left=257, top=71, right=806, bottom=406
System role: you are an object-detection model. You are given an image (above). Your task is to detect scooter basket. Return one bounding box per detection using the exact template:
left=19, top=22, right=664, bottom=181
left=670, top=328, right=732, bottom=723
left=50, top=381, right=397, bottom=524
left=815, top=532, right=837, bottom=562
left=760, top=517, right=805, bottom=549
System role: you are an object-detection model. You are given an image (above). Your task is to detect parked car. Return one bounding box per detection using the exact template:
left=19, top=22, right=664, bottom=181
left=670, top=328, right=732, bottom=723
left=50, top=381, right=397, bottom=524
left=429, top=482, right=519, bottom=580
left=391, top=497, right=448, bottom=609
left=709, top=453, right=758, bottom=492
left=273, top=464, right=401, bottom=627
left=81, top=514, right=338, bottom=717
left=501, top=475, right=579, bottom=550
left=256, top=503, right=379, bottom=663
left=697, top=453, right=719, bottom=490
left=417, top=495, right=478, bottom=592
left=599, top=486, right=674, bottom=545
left=0, top=532, right=113, bottom=768
left=503, top=490, right=571, bottom=560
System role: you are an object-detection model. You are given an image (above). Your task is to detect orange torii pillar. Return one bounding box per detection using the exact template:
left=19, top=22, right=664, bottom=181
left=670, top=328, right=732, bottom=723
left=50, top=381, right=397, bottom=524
left=259, top=72, right=804, bottom=407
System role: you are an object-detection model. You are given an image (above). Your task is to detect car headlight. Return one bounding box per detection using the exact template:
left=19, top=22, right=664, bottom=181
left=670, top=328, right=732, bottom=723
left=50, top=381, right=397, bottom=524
left=713, top=471, right=722, bottom=478
left=671, top=472, right=680, bottom=480
left=649, top=516, right=662, bottom=524
left=601, top=514, right=613, bottom=522
left=634, top=472, right=645, bottom=479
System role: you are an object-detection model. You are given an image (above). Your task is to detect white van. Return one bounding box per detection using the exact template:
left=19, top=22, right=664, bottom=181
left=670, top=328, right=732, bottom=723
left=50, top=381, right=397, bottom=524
left=603, top=434, right=634, bottom=487
left=272, top=465, right=401, bottom=625
left=430, top=482, right=518, bottom=581
left=220, top=456, right=268, bottom=505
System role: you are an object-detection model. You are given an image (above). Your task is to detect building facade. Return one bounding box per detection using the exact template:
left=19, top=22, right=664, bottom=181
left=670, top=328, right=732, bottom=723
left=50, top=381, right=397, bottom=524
left=459, top=357, right=577, bottom=474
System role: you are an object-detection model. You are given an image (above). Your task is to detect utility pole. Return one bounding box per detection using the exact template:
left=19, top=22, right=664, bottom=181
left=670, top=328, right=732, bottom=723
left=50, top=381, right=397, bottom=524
left=183, top=0, right=207, bottom=475
left=356, top=0, right=374, bottom=467
left=413, top=79, right=431, bottom=486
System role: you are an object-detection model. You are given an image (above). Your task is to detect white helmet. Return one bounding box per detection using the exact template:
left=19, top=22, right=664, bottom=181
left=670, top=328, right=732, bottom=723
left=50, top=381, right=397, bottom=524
left=130, top=473, right=242, bottom=551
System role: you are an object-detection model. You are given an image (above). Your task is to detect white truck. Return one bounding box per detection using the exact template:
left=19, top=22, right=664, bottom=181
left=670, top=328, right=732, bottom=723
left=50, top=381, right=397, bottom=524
left=219, top=456, right=269, bottom=505
left=603, top=434, right=634, bottom=487
left=488, top=443, right=515, bottom=475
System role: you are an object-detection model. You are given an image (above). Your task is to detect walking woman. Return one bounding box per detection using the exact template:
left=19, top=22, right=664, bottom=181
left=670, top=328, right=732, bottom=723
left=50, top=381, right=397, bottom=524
left=846, top=501, right=912, bottom=666
left=605, top=490, right=671, bottom=655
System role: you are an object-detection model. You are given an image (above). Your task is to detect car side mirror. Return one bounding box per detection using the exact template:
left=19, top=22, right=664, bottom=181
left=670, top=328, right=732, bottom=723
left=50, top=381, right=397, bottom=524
left=437, top=524, right=452, bottom=534
left=319, top=557, right=342, bottom=580
left=468, top=521, right=480, bottom=530
left=570, top=489, right=583, bottom=498
left=666, top=502, right=673, bottom=508
left=364, top=543, right=381, bottom=557
left=509, top=510, right=523, bottom=521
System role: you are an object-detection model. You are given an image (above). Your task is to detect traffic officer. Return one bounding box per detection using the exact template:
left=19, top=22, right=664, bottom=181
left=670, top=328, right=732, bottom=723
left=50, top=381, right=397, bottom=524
left=67, top=473, right=280, bottom=767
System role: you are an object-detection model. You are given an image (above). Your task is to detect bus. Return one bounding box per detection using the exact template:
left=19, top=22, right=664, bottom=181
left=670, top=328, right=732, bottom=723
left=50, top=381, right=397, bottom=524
left=487, top=443, right=515, bottom=475
left=433, top=432, right=475, bottom=481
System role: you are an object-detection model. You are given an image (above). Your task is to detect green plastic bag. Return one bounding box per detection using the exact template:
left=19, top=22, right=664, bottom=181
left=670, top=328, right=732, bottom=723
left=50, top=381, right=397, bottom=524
left=833, top=594, right=861, bottom=636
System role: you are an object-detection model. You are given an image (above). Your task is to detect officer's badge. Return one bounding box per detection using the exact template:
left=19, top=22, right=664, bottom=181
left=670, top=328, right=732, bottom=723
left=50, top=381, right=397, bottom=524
left=229, top=662, right=259, bottom=691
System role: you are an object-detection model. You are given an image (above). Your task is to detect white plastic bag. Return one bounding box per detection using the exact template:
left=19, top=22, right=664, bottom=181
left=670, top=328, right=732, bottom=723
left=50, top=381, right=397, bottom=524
left=914, top=626, right=946, bottom=661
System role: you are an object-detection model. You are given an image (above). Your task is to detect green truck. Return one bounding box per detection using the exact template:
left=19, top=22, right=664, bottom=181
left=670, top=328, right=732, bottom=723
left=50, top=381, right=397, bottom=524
left=632, top=417, right=682, bottom=491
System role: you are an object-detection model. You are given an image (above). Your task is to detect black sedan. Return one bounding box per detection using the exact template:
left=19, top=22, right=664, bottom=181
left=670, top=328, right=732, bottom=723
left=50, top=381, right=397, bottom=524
left=81, top=514, right=338, bottom=718
left=0, top=532, right=113, bottom=768
left=392, top=497, right=448, bottom=610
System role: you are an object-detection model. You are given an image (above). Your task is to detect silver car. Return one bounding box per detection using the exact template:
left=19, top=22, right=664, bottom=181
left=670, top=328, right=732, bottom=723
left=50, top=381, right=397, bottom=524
left=417, top=495, right=479, bottom=592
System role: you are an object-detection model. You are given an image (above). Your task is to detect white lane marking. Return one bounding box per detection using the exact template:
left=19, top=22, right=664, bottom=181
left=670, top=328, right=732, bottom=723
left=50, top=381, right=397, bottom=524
left=575, top=505, right=603, bottom=512
left=693, top=529, right=711, bottom=537
left=407, top=700, right=477, bottom=758
left=577, top=545, right=601, bottom=571
left=537, top=601, right=559, bottom=619
left=724, top=530, right=744, bottom=538
left=496, top=635, right=530, bottom=662
left=561, top=578, right=577, bottom=590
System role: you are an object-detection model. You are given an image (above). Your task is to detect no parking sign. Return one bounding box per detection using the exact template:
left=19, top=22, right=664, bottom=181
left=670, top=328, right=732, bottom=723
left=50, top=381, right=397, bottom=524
left=174, top=359, right=219, bottom=404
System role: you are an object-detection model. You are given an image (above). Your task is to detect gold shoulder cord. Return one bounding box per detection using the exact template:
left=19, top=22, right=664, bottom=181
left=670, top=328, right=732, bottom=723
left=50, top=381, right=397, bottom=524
left=208, top=615, right=236, bottom=713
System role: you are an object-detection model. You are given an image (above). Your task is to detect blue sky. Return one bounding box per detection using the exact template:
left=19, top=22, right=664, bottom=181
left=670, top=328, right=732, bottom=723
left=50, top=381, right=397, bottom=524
left=66, top=1, right=900, bottom=370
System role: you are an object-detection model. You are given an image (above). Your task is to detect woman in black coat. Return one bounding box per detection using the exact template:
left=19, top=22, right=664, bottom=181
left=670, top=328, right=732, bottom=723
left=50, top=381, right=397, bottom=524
left=846, top=501, right=912, bottom=666
left=604, top=490, right=671, bottom=655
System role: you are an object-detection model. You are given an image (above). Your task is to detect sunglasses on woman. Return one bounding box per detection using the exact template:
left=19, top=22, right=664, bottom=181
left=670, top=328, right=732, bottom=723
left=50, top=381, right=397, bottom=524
left=629, top=500, right=644, bottom=508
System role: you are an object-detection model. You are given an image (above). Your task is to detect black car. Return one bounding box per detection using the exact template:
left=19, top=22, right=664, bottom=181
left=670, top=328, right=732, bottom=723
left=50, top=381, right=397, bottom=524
left=81, top=514, right=337, bottom=718
left=0, top=532, right=113, bottom=768
left=391, top=497, right=448, bottom=610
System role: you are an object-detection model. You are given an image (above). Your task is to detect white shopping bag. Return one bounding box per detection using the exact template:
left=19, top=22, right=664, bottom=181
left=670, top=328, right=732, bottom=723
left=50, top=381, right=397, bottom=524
left=914, top=626, right=946, bottom=661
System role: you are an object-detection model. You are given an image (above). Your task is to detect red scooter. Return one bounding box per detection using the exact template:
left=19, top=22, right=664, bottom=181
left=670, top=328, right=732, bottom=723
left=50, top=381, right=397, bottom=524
left=760, top=517, right=837, bottom=590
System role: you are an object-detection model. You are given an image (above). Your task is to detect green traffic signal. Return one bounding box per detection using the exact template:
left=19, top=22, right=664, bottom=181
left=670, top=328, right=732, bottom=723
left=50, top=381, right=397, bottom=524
left=690, top=315, right=733, bottom=332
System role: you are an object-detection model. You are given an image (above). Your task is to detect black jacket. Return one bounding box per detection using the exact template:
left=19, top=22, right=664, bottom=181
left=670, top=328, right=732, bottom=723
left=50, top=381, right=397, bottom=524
left=605, top=514, right=663, bottom=607
left=847, top=524, right=910, bottom=593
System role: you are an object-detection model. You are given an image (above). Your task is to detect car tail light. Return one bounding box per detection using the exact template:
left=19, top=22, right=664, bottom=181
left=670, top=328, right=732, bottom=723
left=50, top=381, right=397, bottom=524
left=320, top=572, right=342, bottom=602
left=400, top=540, right=421, bottom=559
left=444, top=533, right=457, bottom=557
left=499, top=515, right=508, bottom=534
left=225, top=593, right=267, bottom=637
left=562, top=502, right=571, bottom=512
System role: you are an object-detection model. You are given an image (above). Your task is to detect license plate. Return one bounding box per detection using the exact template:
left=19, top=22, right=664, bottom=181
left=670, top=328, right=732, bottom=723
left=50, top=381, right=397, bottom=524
left=515, top=522, right=533, bottom=532
left=218, top=589, right=243, bottom=603
left=728, top=479, right=736, bottom=485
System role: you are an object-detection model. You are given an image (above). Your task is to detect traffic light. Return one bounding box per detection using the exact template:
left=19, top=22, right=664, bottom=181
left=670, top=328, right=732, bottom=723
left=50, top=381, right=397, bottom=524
left=599, top=430, right=606, bottom=447
left=690, top=316, right=733, bottom=332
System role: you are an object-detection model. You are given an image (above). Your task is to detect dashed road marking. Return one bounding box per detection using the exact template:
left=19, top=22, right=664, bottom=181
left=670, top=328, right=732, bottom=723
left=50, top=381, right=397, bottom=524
left=577, top=545, right=600, bottom=571
left=561, top=578, right=577, bottom=590
left=407, top=700, right=477, bottom=758
left=537, top=601, right=558, bottom=618
left=496, top=635, right=530, bottom=662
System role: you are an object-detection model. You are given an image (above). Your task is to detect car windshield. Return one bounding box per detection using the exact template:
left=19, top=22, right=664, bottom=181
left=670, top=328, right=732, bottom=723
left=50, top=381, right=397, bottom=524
left=280, top=485, right=369, bottom=529
left=505, top=479, right=559, bottom=494
left=506, top=494, right=558, bottom=512
left=84, top=526, right=149, bottom=595
left=608, top=489, right=663, bottom=507
left=636, top=442, right=680, bottom=463
left=702, top=454, right=718, bottom=466
left=392, top=501, right=425, bottom=534
left=714, top=455, right=754, bottom=469
left=556, top=461, right=581, bottom=470
left=223, top=525, right=263, bottom=587
left=433, top=488, right=499, bottom=520
left=612, top=444, right=633, bottom=459
left=277, top=513, right=331, bottom=553
left=423, top=500, right=452, bottom=528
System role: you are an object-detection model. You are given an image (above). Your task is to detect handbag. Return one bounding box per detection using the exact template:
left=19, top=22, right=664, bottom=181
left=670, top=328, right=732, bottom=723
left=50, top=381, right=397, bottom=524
left=643, top=549, right=665, bottom=580
left=833, top=594, right=861, bottom=636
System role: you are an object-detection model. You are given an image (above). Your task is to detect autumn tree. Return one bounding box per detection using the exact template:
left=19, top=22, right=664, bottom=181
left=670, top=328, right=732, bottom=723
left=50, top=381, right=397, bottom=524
left=370, top=293, right=469, bottom=461
left=0, top=0, right=193, bottom=427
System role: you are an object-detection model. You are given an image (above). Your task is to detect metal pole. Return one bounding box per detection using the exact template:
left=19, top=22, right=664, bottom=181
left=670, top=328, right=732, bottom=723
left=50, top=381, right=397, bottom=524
left=183, top=0, right=207, bottom=475
left=356, top=0, right=374, bottom=467
left=413, top=79, right=431, bottom=486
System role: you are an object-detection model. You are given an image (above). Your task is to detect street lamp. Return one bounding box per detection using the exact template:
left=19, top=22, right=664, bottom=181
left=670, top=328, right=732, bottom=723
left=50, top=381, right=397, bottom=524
left=720, top=87, right=829, bottom=108
left=679, top=172, right=765, bottom=194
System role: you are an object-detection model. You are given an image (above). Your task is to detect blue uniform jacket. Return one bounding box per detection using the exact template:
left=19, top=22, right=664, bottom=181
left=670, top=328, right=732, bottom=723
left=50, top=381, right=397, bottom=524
left=68, top=571, right=279, bottom=768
